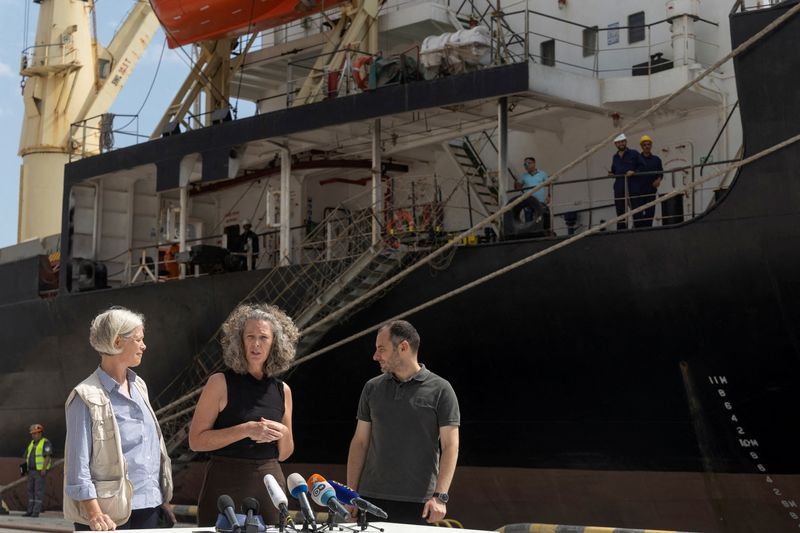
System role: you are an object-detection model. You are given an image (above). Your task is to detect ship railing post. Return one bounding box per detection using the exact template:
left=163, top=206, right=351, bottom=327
left=286, top=62, right=294, bottom=107
left=178, top=183, right=188, bottom=279
left=280, top=148, right=292, bottom=265
left=624, top=175, right=632, bottom=228
left=524, top=5, right=529, bottom=62
left=497, top=97, right=508, bottom=231
left=126, top=249, right=133, bottom=285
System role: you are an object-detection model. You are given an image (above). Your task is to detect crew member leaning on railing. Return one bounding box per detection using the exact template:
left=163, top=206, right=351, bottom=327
left=609, top=133, right=645, bottom=230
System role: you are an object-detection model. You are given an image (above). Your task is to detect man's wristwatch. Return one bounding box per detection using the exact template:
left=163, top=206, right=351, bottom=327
left=432, top=492, right=449, bottom=503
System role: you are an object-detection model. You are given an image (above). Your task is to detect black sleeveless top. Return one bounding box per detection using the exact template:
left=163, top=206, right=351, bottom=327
left=212, top=370, right=285, bottom=459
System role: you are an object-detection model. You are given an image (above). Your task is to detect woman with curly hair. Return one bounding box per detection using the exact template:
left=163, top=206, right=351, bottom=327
left=189, top=304, right=299, bottom=526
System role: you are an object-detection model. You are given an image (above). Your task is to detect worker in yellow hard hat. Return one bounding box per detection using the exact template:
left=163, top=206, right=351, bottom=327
left=630, top=134, right=664, bottom=228
left=609, top=133, right=645, bottom=230
left=23, top=423, right=52, bottom=517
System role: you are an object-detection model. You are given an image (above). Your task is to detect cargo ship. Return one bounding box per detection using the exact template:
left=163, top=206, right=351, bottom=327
left=1, top=0, right=799, bottom=531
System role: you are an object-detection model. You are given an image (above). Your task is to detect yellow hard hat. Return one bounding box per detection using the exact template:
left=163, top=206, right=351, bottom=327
left=29, top=424, right=44, bottom=434
left=639, top=134, right=653, bottom=144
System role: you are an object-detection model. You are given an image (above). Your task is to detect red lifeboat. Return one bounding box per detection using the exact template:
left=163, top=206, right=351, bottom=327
left=151, top=0, right=348, bottom=47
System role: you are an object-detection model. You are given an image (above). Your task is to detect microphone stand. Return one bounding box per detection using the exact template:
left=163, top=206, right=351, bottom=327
left=355, top=509, right=384, bottom=532
left=323, top=510, right=338, bottom=531
left=287, top=512, right=315, bottom=532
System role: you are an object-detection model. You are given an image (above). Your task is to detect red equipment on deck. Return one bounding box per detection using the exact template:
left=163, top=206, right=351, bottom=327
left=151, top=0, right=348, bottom=47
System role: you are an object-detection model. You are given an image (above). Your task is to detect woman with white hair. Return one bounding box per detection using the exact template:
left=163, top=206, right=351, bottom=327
left=63, top=307, right=174, bottom=531
left=189, top=303, right=298, bottom=526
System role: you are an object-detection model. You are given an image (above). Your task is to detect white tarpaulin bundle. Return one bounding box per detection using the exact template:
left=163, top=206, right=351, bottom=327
left=420, top=25, right=492, bottom=76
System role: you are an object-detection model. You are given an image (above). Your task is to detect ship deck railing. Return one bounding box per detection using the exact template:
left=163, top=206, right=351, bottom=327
left=107, top=173, right=476, bottom=288
left=524, top=158, right=741, bottom=235
left=20, top=41, right=80, bottom=77
left=68, top=113, right=147, bottom=161
left=95, top=157, right=740, bottom=291
left=65, top=0, right=724, bottom=154
left=731, top=0, right=788, bottom=14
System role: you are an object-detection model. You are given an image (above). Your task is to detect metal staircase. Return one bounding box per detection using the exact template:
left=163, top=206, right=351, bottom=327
left=446, top=130, right=523, bottom=225
left=446, top=137, right=499, bottom=220
left=154, top=204, right=417, bottom=453
left=294, top=244, right=409, bottom=354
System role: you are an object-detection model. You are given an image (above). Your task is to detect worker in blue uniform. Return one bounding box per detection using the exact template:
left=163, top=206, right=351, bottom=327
left=609, top=133, right=645, bottom=230
left=632, top=135, right=664, bottom=227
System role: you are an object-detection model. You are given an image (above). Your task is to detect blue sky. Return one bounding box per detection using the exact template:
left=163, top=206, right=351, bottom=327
left=0, top=1, right=191, bottom=248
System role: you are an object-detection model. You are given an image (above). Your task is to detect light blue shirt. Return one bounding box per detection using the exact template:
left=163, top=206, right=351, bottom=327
left=519, top=170, right=549, bottom=202
left=65, top=367, right=163, bottom=509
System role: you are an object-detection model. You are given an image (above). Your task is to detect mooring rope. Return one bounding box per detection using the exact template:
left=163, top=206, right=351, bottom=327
left=297, top=1, right=800, bottom=340
left=293, top=131, right=800, bottom=366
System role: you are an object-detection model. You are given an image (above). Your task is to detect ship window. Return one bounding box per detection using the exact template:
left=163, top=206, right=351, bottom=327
left=98, top=58, right=111, bottom=79
left=540, top=39, right=555, bottom=66
left=628, top=11, right=645, bottom=43
left=582, top=26, right=598, bottom=57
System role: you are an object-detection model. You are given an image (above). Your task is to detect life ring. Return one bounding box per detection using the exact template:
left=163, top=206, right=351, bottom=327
left=386, top=209, right=413, bottom=235
left=353, top=55, right=374, bottom=90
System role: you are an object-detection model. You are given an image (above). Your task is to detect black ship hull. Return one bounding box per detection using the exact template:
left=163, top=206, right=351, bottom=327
left=1, top=3, right=799, bottom=532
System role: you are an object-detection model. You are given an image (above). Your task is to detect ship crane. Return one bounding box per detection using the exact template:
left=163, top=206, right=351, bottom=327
left=149, top=0, right=383, bottom=138
left=17, top=0, right=159, bottom=243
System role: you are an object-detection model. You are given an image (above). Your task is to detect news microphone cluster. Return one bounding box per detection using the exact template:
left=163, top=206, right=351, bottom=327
left=216, top=494, right=267, bottom=533
left=253, top=471, right=388, bottom=533
left=327, top=480, right=388, bottom=519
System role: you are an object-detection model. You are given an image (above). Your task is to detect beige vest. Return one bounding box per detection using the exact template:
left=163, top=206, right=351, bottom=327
left=62, top=372, right=173, bottom=525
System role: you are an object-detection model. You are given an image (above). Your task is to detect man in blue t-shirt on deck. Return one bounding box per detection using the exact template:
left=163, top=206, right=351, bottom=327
left=518, top=157, right=549, bottom=203
left=610, top=133, right=645, bottom=230
left=516, top=156, right=551, bottom=227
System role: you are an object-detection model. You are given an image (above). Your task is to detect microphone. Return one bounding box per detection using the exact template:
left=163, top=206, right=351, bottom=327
left=287, top=472, right=316, bottom=527
left=241, top=497, right=261, bottom=533
left=217, top=494, right=241, bottom=533
left=307, top=473, right=327, bottom=488
left=328, top=480, right=388, bottom=519
left=263, top=474, right=289, bottom=522
left=309, top=480, right=350, bottom=520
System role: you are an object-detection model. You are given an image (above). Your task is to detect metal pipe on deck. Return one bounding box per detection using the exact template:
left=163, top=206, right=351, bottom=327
left=372, top=119, right=382, bottom=245
left=280, top=148, right=292, bottom=265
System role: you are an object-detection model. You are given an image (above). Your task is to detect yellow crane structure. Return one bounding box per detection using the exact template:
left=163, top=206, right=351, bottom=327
left=17, top=0, right=159, bottom=243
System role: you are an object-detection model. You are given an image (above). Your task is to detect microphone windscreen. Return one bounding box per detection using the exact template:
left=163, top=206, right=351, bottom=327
left=287, top=472, right=308, bottom=497
left=307, top=473, right=326, bottom=488
left=218, top=494, right=235, bottom=513
left=242, top=496, right=260, bottom=514
left=263, top=474, right=288, bottom=507
left=328, top=480, right=358, bottom=505
left=310, top=481, right=336, bottom=506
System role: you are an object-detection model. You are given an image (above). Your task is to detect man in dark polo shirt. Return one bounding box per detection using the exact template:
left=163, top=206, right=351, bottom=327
left=347, top=320, right=460, bottom=525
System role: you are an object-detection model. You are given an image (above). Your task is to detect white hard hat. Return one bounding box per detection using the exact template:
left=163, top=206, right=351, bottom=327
left=241, top=218, right=251, bottom=226
left=613, top=133, right=627, bottom=142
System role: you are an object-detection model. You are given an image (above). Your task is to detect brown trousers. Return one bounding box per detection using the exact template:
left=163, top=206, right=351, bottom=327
left=197, top=456, right=286, bottom=527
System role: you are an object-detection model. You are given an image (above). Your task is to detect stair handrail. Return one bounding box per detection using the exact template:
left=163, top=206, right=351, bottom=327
left=153, top=188, right=378, bottom=407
